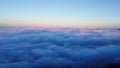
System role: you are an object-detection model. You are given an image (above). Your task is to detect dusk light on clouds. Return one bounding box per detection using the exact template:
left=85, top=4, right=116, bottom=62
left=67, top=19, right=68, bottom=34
left=0, top=0, right=120, bottom=68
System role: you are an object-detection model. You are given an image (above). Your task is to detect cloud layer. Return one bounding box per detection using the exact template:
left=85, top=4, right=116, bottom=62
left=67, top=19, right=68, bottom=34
left=0, top=27, right=120, bottom=68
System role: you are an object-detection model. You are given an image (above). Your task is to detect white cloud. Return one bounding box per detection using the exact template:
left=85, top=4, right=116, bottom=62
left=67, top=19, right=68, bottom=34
left=0, top=27, right=120, bottom=68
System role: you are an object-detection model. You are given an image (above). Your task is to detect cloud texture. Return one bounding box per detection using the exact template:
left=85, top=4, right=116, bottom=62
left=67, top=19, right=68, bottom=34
left=0, top=27, right=120, bottom=68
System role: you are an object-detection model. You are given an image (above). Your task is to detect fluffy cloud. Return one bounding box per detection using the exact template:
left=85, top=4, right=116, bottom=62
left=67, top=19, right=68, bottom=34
left=0, top=27, right=120, bottom=68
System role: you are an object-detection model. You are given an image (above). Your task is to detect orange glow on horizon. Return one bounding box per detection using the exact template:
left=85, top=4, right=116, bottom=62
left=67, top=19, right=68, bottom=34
left=0, top=20, right=120, bottom=28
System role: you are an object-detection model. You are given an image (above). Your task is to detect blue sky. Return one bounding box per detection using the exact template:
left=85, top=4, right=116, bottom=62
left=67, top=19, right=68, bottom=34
left=0, top=0, right=120, bottom=28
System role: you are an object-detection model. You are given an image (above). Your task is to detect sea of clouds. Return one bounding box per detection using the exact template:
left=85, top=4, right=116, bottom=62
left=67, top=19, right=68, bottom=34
left=0, top=27, right=120, bottom=68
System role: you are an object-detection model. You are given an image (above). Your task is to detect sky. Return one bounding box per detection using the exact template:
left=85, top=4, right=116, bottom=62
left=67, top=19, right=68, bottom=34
left=0, top=0, right=120, bottom=28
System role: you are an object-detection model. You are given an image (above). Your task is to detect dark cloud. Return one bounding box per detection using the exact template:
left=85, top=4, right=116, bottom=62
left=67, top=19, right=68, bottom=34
left=0, top=27, right=120, bottom=68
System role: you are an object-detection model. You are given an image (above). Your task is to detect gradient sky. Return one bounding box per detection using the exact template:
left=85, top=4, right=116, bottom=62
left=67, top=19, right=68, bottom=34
left=0, top=0, right=120, bottom=28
